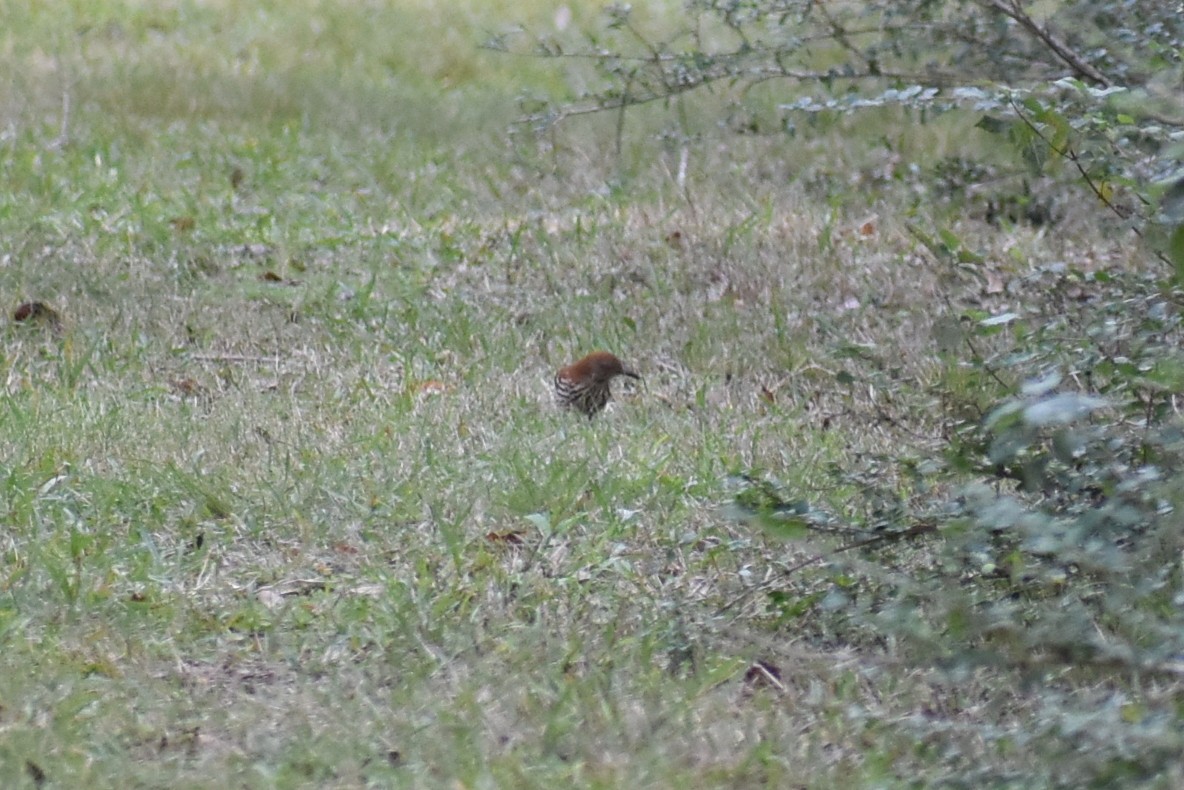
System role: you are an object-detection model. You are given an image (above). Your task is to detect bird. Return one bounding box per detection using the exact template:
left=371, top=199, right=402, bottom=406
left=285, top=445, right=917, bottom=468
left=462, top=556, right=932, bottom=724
left=554, top=351, right=641, bottom=418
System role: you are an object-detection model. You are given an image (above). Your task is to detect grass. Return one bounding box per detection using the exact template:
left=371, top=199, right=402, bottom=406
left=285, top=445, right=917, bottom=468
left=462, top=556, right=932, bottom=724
left=1, top=1, right=1179, bottom=788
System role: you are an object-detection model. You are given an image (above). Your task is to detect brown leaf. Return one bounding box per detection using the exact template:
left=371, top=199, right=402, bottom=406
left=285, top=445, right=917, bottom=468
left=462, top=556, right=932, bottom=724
left=255, top=271, right=300, bottom=286
left=485, top=530, right=527, bottom=546
left=169, top=378, right=205, bottom=397
left=230, top=167, right=245, bottom=190
left=13, top=301, right=62, bottom=329
left=742, top=660, right=785, bottom=691
left=759, top=385, right=776, bottom=404
left=14, top=301, right=48, bottom=321
left=170, top=216, right=196, bottom=233
left=412, top=379, right=450, bottom=396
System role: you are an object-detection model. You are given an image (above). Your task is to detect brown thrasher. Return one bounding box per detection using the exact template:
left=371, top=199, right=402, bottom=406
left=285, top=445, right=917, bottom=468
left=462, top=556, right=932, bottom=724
left=554, top=351, right=640, bottom=417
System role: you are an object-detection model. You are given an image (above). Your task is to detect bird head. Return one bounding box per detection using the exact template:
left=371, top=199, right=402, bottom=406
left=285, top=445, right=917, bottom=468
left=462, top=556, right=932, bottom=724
left=583, top=350, right=640, bottom=382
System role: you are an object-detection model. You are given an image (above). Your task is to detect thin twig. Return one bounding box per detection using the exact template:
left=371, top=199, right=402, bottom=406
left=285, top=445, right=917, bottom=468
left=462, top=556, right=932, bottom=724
left=521, top=63, right=964, bottom=130
left=615, top=78, right=630, bottom=166
left=486, top=24, right=942, bottom=63
left=1007, top=98, right=1172, bottom=268
left=47, top=53, right=74, bottom=150
left=979, top=0, right=1110, bottom=86
left=946, top=291, right=1012, bottom=390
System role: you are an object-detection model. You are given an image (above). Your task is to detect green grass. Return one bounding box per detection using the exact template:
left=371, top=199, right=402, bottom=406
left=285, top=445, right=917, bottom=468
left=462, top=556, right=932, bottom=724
left=0, top=1, right=1179, bottom=788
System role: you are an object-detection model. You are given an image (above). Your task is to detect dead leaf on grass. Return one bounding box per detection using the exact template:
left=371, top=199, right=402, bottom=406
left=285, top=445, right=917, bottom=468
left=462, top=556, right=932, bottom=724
left=169, top=378, right=208, bottom=399
left=486, top=529, right=527, bottom=546
left=170, top=216, right=196, bottom=233
left=412, top=379, right=450, bottom=396
left=258, top=271, right=300, bottom=285
left=742, top=659, right=785, bottom=692
left=13, top=301, right=62, bottom=331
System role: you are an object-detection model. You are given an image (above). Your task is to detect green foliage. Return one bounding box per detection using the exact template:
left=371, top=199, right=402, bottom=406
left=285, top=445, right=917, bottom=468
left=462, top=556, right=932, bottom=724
left=506, top=0, right=1184, bottom=266
left=726, top=262, right=1184, bottom=784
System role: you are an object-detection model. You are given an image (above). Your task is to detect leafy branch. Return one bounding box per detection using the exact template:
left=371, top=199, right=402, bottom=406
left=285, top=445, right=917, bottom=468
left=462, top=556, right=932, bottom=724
left=501, top=0, right=1183, bottom=266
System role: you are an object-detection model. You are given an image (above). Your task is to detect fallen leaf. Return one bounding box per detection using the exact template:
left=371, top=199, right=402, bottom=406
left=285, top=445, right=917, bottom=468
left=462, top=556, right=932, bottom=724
left=413, top=379, right=450, bottom=396
left=742, top=660, right=785, bottom=691
left=759, top=385, right=776, bottom=404
left=169, top=378, right=205, bottom=397
left=485, top=530, right=527, bottom=546
left=13, top=301, right=62, bottom=331
left=170, top=216, right=196, bottom=233
left=14, top=301, right=57, bottom=322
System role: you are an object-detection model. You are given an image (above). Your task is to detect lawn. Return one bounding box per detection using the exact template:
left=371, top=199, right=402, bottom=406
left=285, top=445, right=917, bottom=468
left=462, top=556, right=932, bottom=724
left=1, top=1, right=1180, bottom=788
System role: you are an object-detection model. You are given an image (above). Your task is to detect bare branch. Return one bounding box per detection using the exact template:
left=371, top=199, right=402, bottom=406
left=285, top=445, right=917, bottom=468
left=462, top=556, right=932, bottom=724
left=978, top=0, right=1111, bottom=86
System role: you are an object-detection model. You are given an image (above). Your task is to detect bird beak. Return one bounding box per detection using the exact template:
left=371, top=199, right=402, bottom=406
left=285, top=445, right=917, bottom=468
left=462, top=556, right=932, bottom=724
left=623, top=366, right=641, bottom=380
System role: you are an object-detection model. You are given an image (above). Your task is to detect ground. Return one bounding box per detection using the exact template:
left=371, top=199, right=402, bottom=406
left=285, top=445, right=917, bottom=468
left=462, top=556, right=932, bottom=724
left=0, top=1, right=1178, bottom=788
